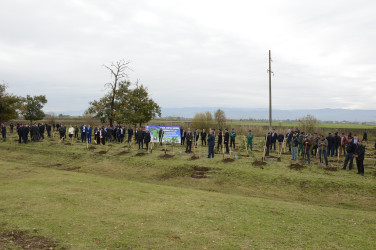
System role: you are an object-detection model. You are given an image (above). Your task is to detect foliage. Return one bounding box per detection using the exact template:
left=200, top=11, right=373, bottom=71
left=192, top=111, right=213, bottom=131
left=22, top=95, right=47, bottom=123
left=0, top=83, right=23, bottom=124
left=298, top=114, right=321, bottom=133
left=119, top=83, right=161, bottom=127
left=214, top=109, right=226, bottom=129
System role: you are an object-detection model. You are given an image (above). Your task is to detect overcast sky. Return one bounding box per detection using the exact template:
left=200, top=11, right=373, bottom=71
left=1, top=0, right=376, bottom=115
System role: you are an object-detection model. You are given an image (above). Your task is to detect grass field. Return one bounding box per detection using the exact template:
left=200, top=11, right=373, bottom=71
left=1, top=132, right=376, bottom=249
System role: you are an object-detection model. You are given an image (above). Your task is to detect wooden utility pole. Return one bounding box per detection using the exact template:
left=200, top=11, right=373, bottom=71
left=268, top=50, right=272, bottom=131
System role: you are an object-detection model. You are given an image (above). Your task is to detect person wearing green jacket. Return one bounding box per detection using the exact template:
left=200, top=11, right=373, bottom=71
left=158, top=127, right=164, bottom=145
left=230, top=128, right=237, bottom=149
left=298, top=132, right=304, bottom=157
left=246, top=130, right=254, bottom=151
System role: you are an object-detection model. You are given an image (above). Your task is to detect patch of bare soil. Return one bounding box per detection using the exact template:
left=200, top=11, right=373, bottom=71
left=189, top=155, right=199, bottom=161
left=64, top=142, right=72, bottom=145
left=159, top=154, right=174, bottom=159
left=161, top=149, right=169, bottom=152
left=222, top=158, right=235, bottom=163
left=117, top=151, right=130, bottom=156
left=135, top=152, right=146, bottom=157
left=98, top=151, right=107, bottom=155
left=88, top=146, right=96, bottom=150
left=0, top=230, right=59, bottom=249
left=123, top=145, right=128, bottom=148
left=289, top=163, right=305, bottom=170
left=191, top=166, right=210, bottom=179
left=47, top=164, right=63, bottom=168
left=253, top=160, right=267, bottom=166
left=65, top=167, right=81, bottom=171
left=324, top=167, right=339, bottom=171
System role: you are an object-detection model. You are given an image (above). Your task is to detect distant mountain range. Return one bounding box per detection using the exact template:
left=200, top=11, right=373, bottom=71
left=160, top=108, right=376, bottom=123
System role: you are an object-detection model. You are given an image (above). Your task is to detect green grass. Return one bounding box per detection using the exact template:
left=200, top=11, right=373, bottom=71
left=1, top=133, right=376, bottom=249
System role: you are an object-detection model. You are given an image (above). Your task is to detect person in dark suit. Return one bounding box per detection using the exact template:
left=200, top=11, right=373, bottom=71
left=59, top=124, right=66, bottom=140
left=23, top=125, right=30, bottom=143
left=17, top=124, right=23, bottom=143
left=354, top=140, right=365, bottom=176
left=128, top=128, right=133, bottom=143
left=186, top=128, right=193, bottom=153
left=181, top=129, right=186, bottom=145
left=207, top=129, right=215, bottom=158
left=100, top=128, right=106, bottom=145
left=271, top=129, right=278, bottom=151
left=342, top=137, right=356, bottom=170
left=265, top=132, right=272, bottom=156
left=81, top=125, right=87, bottom=143
left=334, top=132, right=341, bottom=157
left=201, top=129, right=207, bottom=146
left=144, top=129, right=151, bottom=150
left=135, top=128, right=139, bottom=144
left=1, top=124, right=6, bottom=141
left=46, top=123, right=51, bottom=137
left=217, top=129, right=223, bottom=152
left=224, top=129, right=230, bottom=154
left=39, top=123, right=45, bottom=140
left=10, top=123, right=14, bottom=133
left=194, top=129, right=199, bottom=147
left=74, top=126, right=79, bottom=138
left=86, top=125, right=92, bottom=143
left=138, top=127, right=145, bottom=149
left=326, top=133, right=335, bottom=157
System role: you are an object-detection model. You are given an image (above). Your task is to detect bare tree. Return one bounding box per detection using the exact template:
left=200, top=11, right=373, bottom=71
left=103, top=60, right=131, bottom=126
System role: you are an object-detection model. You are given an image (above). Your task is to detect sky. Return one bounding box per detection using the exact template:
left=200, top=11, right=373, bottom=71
left=1, top=0, right=376, bottom=115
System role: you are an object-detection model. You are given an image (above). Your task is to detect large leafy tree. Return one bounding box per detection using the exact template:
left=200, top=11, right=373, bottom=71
left=214, top=109, right=226, bottom=129
left=22, top=95, right=47, bottom=123
left=120, top=83, right=161, bottom=127
left=0, top=83, right=23, bottom=124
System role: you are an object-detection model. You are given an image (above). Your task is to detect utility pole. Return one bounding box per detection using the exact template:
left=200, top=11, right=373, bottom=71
left=268, top=50, right=273, bottom=131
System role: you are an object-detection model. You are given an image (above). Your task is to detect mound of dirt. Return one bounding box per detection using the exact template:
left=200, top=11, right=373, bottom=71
left=123, top=145, right=128, bottom=148
left=191, top=165, right=210, bottom=179
left=0, top=230, right=58, bottom=249
left=135, top=152, right=146, bottom=157
left=117, top=151, right=130, bottom=156
left=161, top=149, right=169, bottom=152
left=88, top=146, right=96, bottom=150
left=222, top=158, right=235, bottom=163
left=47, top=164, right=63, bottom=168
left=64, top=142, right=72, bottom=145
left=98, top=151, right=107, bottom=155
left=159, top=154, right=174, bottom=159
left=289, top=163, right=305, bottom=170
left=324, top=167, right=339, bottom=171
left=189, top=155, right=199, bottom=160
left=253, top=160, right=267, bottom=166
left=65, top=167, right=81, bottom=171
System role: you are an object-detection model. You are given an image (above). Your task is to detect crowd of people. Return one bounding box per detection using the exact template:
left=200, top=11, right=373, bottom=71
left=264, top=129, right=371, bottom=176
left=1, top=123, right=374, bottom=175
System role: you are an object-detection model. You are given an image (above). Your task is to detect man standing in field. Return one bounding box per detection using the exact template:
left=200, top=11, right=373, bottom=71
left=318, top=135, right=329, bottom=167
left=340, top=133, right=348, bottom=156
left=194, top=129, right=200, bottom=147
left=334, top=132, right=341, bottom=157
left=186, top=128, right=193, bottom=153
left=158, top=127, right=164, bottom=145
left=181, top=129, right=186, bottom=145
left=201, top=129, right=207, bottom=146
left=207, top=129, right=215, bottom=158
left=302, top=136, right=312, bottom=165
left=286, top=129, right=293, bottom=152
left=230, top=128, right=236, bottom=149
left=1, top=123, right=6, bottom=142
left=354, top=140, right=365, bottom=176
left=224, top=129, right=230, bottom=154
left=342, top=137, right=356, bottom=170
left=271, top=129, right=278, bottom=151
left=310, top=133, right=319, bottom=157
left=277, top=132, right=284, bottom=154
left=138, top=127, right=145, bottom=149
left=291, top=133, right=298, bottom=161
left=81, top=124, right=87, bottom=143
left=86, top=125, right=92, bottom=143
left=128, top=127, right=133, bottom=143
left=144, top=129, right=151, bottom=151
left=217, top=129, right=223, bottom=152
left=247, top=130, right=254, bottom=151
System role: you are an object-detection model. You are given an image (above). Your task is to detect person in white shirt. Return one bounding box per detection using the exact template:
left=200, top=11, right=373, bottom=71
left=68, top=125, right=74, bottom=142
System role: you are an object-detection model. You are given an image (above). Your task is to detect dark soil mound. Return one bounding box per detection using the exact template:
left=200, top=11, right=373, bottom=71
left=0, top=230, right=58, bottom=249
left=123, top=145, right=128, bottom=148
left=47, top=163, right=63, bottom=168
left=135, top=152, right=146, bottom=157
left=65, top=142, right=72, bottom=145
left=253, top=160, right=267, bottom=166
left=324, top=167, right=339, bottom=171
left=65, top=166, right=81, bottom=171
left=289, top=163, right=305, bottom=170
left=191, top=165, right=210, bottom=179
left=88, top=146, right=96, bottom=150
left=193, top=166, right=210, bottom=171
left=117, top=151, right=130, bottom=156
left=98, top=151, right=107, bottom=155
left=222, top=158, right=235, bottom=163
left=159, top=154, right=174, bottom=159
left=189, top=155, right=199, bottom=160
left=161, top=149, right=169, bottom=152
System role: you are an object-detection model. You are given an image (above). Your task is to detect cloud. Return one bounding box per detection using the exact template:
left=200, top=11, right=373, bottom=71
left=0, top=0, right=375, bottom=115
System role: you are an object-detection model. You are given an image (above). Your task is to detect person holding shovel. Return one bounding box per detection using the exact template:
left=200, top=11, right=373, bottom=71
left=318, top=135, right=329, bottom=167
left=144, top=129, right=151, bottom=151
left=247, top=130, right=254, bottom=151
left=230, top=128, right=237, bottom=149
left=158, top=127, right=164, bottom=145
left=277, top=133, right=284, bottom=155
left=291, top=133, right=298, bottom=161
left=224, top=129, right=230, bottom=154
left=354, top=140, right=365, bottom=176
left=186, top=128, right=193, bottom=153
left=302, top=136, right=312, bottom=165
